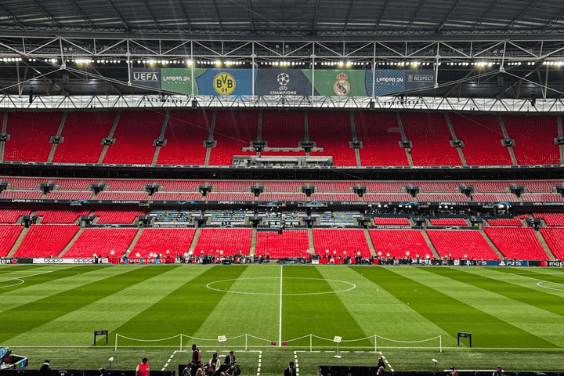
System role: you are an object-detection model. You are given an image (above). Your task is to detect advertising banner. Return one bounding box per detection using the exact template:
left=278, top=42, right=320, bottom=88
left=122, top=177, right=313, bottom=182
left=374, top=69, right=435, bottom=96
left=195, top=68, right=254, bottom=96
left=255, top=69, right=312, bottom=96
left=306, top=69, right=370, bottom=97
left=160, top=68, right=193, bottom=95
left=130, top=68, right=160, bottom=89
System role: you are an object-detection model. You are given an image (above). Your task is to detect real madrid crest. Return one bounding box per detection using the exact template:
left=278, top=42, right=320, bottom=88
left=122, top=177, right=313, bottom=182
left=333, top=73, right=350, bottom=96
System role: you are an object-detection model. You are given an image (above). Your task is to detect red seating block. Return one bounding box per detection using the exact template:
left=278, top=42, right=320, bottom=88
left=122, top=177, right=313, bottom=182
left=208, top=110, right=258, bottom=166
left=255, top=230, right=310, bottom=259
left=36, top=210, right=90, bottom=224
left=313, top=229, right=371, bottom=259
left=503, top=115, right=559, bottom=165
left=63, top=228, right=137, bottom=258
left=95, top=210, right=147, bottom=224
left=369, top=229, right=432, bottom=259
left=262, top=110, right=304, bottom=148
left=427, top=230, right=499, bottom=260
left=151, top=192, right=202, bottom=201
left=428, top=218, right=468, bottom=226
left=355, top=112, right=408, bottom=166
left=194, top=228, right=252, bottom=256
left=308, top=111, right=357, bottom=166
left=130, top=228, right=196, bottom=258
left=14, top=224, right=79, bottom=257
left=540, top=228, right=564, bottom=260
left=484, top=227, right=549, bottom=260
left=0, top=210, right=31, bottom=223
left=0, top=225, right=23, bottom=257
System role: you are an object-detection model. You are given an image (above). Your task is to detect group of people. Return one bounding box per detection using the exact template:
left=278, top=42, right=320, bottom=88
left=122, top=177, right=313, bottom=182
left=185, top=345, right=241, bottom=376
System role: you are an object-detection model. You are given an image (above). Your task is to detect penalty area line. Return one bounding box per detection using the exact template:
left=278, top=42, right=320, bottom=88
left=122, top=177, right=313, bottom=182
left=162, top=350, right=178, bottom=371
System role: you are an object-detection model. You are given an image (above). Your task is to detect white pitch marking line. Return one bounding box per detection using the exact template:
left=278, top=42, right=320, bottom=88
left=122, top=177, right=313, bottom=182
left=162, top=350, right=178, bottom=370
left=0, top=270, right=54, bottom=289
left=256, top=350, right=262, bottom=376
left=379, top=351, right=393, bottom=372
left=294, top=350, right=300, bottom=376
left=279, top=265, right=283, bottom=347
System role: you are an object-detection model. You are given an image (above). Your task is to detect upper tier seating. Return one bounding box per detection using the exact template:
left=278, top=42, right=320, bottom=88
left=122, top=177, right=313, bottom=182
left=13, top=224, right=79, bottom=257
left=206, top=193, right=255, bottom=201
left=129, top=228, right=196, bottom=258
left=310, top=193, right=359, bottom=202
left=533, top=213, right=564, bottom=226
left=539, top=228, right=564, bottom=260
left=4, top=112, right=63, bottom=162
left=363, top=182, right=407, bottom=192
left=363, top=193, right=414, bottom=202
left=518, top=180, right=559, bottom=193
left=261, top=181, right=305, bottom=192
left=464, top=181, right=511, bottom=192
left=157, top=110, right=212, bottom=165
left=0, top=209, right=31, bottom=223
left=313, top=229, right=372, bottom=259
left=486, top=215, right=528, bottom=226
left=96, top=192, right=149, bottom=200
left=194, top=228, right=252, bottom=256
left=521, top=193, right=562, bottom=202
left=261, top=110, right=305, bottom=150
left=102, top=179, right=151, bottom=191
left=45, top=191, right=93, bottom=200
left=0, top=191, right=43, bottom=199
left=449, top=113, right=513, bottom=166
left=428, top=218, right=468, bottom=226
left=308, top=111, right=357, bottom=166
left=151, top=192, right=202, bottom=201
left=102, top=110, right=163, bottom=164
left=401, top=112, right=461, bottom=166
left=0, top=225, right=23, bottom=257
left=484, top=227, right=549, bottom=260
left=63, top=228, right=137, bottom=258
left=415, top=182, right=462, bottom=192
left=427, top=230, right=499, bottom=260
left=417, top=193, right=470, bottom=202
left=35, top=210, right=90, bottom=224
left=157, top=180, right=204, bottom=191
left=369, top=229, right=432, bottom=259
left=503, top=115, right=560, bottom=165
left=52, top=178, right=97, bottom=190
left=354, top=112, right=408, bottom=166
left=208, top=110, right=258, bottom=165
left=255, top=230, right=310, bottom=259
left=314, top=182, right=356, bottom=193
left=52, top=111, right=116, bottom=163
left=3, top=177, right=48, bottom=190
left=471, top=193, right=519, bottom=202
left=373, top=217, right=410, bottom=226
left=213, top=181, right=255, bottom=192
left=258, top=193, right=307, bottom=201
left=95, top=210, right=147, bottom=224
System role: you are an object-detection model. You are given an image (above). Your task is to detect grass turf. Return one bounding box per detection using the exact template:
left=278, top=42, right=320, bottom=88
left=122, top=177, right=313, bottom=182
left=2, top=264, right=564, bottom=375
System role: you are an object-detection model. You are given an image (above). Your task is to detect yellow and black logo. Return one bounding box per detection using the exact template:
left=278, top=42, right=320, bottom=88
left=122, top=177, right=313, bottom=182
left=213, top=73, right=236, bottom=95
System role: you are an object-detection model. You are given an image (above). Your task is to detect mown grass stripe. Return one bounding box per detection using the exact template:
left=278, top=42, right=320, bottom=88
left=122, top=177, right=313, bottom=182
left=282, top=266, right=369, bottom=348
left=433, top=267, right=564, bottom=318
left=316, top=266, right=456, bottom=345
left=5, top=265, right=210, bottom=346
left=355, top=266, right=556, bottom=348
left=193, top=264, right=280, bottom=345
left=0, top=265, right=172, bottom=344
left=0, top=265, right=96, bottom=295
left=112, top=265, right=248, bottom=347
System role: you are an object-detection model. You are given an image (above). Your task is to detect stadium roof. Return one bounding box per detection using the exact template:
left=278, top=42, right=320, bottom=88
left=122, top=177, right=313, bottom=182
left=1, top=0, right=564, bottom=41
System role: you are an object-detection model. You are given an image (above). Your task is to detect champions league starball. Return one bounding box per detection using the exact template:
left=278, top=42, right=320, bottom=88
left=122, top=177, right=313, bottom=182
left=277, top=72, right=290, bottom=86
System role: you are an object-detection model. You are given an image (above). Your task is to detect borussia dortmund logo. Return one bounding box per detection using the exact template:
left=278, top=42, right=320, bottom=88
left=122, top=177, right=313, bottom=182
left=213, top=73, right=236, bottom=95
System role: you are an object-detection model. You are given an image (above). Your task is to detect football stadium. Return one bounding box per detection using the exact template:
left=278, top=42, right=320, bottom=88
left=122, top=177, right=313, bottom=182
left=2, top=1, right=564, bottom=376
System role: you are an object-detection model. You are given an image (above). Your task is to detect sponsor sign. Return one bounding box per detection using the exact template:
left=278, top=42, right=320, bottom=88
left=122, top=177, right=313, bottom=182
left=161, top=68, right=193, bottom=95
left=131, top=68, right=161, bottom=89
left=33, top=258, right=93, bottom=264
left=195, top=68, right=253, bottom=96
left=255, top=69, right=312, bottom=96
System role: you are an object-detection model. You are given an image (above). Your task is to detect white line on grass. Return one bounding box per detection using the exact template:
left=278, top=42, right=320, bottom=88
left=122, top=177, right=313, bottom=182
left=279, top=265, right=283, bottom=347
left=293, top=350, right=300, bottom=376
left=379, top=351, right=393, bottom=372
left=162, top=350, right=179, bottom=371
left=0, top=270, right=53, bottom=289
left=256, top=350, right=262, bottom=376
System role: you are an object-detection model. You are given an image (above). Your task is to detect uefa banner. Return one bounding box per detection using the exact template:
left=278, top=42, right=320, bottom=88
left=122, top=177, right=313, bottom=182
left=131, top=68, right=434, bottom=97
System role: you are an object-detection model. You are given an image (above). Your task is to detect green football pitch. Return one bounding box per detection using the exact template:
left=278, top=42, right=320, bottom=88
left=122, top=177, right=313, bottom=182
left=2, top=264, right=564, bottom=375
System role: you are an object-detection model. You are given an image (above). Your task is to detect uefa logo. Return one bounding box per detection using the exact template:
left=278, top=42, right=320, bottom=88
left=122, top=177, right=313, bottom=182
left=277, top=72, right=289, bottom=90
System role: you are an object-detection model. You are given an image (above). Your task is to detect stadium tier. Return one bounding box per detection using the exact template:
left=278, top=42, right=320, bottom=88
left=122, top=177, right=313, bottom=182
left=255, top=229, right=310, bottom=259
left=157, top=110, right=212, bottom=165
left=52, top=111, right=116, bottom=163
left=369, top=229, right=433, bottom=259
left=13, top=224, right=80, bottom=258
left=35, top=210, right=90, bottom=224
left=194, top=228, right=252, bottom=256
left=0, top=225, right=23, bottom=257
left=533, top=213, right=564, bottom=226
left=94, top=210, right=147, bottom=224
left=401, top=112, right=461, bottom=166
left=151, top=192, right=202, bottom=201
left=129, top=228, right=196, bottom=258
left=0, top=111, right=562, bottom=167
left=484, top=227, right=549, bottom=260
left=102, top=110, right=163, bottom=164
left=0, top=209, right=31, bottom=223
left=539, top=228, right=564, bottom=260
left=373, top=217, right=411, bottom=226
left=354, top=112, right=408, bottom=166
left=313, top=229, right=372, bottom=260
left=62, top=228, right=138, bottom=258
left=426, top=230, right=500, bottom=260
left=428, top=218, right=468, bottom=226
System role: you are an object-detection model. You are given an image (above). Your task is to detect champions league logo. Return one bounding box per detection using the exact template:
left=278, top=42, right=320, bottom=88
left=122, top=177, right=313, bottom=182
left=270, top=72, right=296, bottom=95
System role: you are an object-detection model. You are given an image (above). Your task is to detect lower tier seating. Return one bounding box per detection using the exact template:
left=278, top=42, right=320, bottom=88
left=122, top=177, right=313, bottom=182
left=539, top=228, right=564, bottom=260
left=313, top=229, right=372, bottom=260
left=194, top=228, right=252, bottom=256
left=427, top=230, right=499, bottom=260
left=62, top=228, right=138, bottom=258
left=35, top=210, right=90, bottom=224
left=130, top=228, right=196, bottom=258
left=0, top=225, right=23, bottom=257
left=0, top=210, right=31, bottom=223
left=255, top=230, right=310, bottom=259
left=369, top=229, right=432, bottom=259
left=95, top=210, right=147, bottom=224
left=484, top=227, right=549, bottom=260
left=13, top=224, right=79, bottom=258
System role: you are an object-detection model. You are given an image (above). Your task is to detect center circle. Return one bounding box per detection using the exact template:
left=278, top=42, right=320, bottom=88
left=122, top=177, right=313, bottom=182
left=206, top=277, right=356, bottom=296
